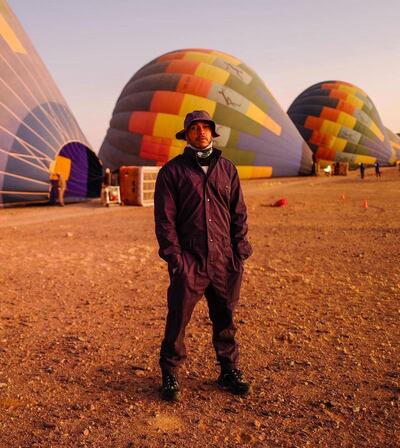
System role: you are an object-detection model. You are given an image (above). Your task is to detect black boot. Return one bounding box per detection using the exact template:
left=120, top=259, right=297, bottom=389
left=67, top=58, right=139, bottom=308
left=218, top=368, right=251, bottom=396
left=160, top=373, right=181, bottom=402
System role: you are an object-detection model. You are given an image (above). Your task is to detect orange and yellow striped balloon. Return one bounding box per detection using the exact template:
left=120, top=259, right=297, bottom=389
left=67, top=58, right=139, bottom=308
left=287, top=81, right=395, bottom=168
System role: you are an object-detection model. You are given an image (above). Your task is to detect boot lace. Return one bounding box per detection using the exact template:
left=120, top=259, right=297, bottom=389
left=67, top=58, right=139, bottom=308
left=230, top=368, right=244, bottom=382
left=163, top=374, right=179, bottom=390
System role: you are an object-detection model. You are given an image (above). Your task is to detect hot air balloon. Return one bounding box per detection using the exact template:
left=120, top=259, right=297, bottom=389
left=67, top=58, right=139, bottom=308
left=385, top=127, right=400, bottom=162
left=287, top=81, right=395, bottom=168
left=0, top=0, right=102, bottom=206
left=99, top=48, right=312, bottom=178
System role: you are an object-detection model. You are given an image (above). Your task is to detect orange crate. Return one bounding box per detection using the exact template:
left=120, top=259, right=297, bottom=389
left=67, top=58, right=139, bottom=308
left=119, top=166, right=160, bottom=206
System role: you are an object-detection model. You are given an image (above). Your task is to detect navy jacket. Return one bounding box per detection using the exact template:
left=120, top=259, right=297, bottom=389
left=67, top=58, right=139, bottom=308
left=154, top=147, right=252, bottom=276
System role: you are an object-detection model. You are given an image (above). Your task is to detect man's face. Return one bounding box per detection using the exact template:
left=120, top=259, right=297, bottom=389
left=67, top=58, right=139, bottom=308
left=186, top=121, right=213, bottom=149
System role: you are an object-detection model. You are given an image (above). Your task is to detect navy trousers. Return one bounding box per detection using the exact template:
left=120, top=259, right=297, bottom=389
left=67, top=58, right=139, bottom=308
left=159, top=251, right=243, bottom=374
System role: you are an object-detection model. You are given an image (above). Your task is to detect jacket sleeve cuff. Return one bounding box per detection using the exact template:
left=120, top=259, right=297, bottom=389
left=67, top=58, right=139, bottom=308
left=235, top=240, right=253, bottom=261
left=164, top=252, right=182, bottom=268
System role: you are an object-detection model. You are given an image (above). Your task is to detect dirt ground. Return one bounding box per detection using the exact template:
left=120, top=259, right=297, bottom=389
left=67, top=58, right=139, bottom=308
left=0, top=167, right=399, bottom=448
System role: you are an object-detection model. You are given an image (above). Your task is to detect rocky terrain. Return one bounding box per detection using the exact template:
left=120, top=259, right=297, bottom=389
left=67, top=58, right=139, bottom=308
left=0, top=167, right=399, bottom=447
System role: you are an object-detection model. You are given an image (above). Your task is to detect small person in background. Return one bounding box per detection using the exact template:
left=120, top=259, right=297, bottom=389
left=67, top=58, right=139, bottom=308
left=311, top=152, right=318, bottom=176
left=101, top=168, right=113, bottom=205
left=359, top=163, right=365, bottom=179
left=103, top=168, right=112, bottom=186
left=56, top=173, right=67, bottom=206
left=374, top=161, right=381, bottom=178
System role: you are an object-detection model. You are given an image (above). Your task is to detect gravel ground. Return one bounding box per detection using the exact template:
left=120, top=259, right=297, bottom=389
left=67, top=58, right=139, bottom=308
left=0, top=167, right=399, bottom=448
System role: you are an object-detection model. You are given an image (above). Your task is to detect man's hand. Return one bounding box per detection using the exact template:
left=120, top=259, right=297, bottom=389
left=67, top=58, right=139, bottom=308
left=170, top=254, right=183, bottom=275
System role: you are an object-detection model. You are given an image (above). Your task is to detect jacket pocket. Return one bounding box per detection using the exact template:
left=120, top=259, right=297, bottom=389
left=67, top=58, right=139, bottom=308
left=208, top=177, right=231, bottom=204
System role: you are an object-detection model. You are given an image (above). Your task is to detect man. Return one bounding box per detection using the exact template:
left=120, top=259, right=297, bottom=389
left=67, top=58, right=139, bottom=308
left=311, top=152, right=318, bottom=176
left=359, top=162, right=365, bottom=179
left=374, top=161, right=381, bottom=177
left=101, top=168, right=112, bottom=205
left=154, top=110, right=253, bottom=402
left=56, top=173, right=67, bottom=206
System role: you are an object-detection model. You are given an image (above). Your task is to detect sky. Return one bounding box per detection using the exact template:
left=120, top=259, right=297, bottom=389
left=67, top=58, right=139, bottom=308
left=8, top=0, right=400, bottom=152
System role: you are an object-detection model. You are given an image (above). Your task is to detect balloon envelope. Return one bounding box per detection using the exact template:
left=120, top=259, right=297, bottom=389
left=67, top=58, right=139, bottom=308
left=0, top=0, right=102, bottom=206
left=99, top=48, right=312, bottom=178
left=385, top=127, right=400, bottom=161
left=287, top=81, right=395, bottom=168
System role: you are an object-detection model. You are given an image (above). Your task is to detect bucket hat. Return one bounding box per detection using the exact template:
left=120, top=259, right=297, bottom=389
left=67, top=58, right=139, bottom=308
left=175, top=110, right=220, bottom=140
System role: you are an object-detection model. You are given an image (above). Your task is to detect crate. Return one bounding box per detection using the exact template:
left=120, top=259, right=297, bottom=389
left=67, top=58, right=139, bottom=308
left=119, top=166, right=160, bottom=206
left=316, top=162, right=348, bottom=176
left=102, top=185, right=121, bottom=206
left=334, top=162, right=348, bottom=176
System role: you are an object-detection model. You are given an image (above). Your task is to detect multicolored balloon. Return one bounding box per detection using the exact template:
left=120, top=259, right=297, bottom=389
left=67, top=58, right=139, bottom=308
left=287, top=81, right=395, bottom=168
left=0, top=0, right=102, bottom=206
left=99, top=48, right=312, bottom=178
left=385, top=127, right=400, bottom=161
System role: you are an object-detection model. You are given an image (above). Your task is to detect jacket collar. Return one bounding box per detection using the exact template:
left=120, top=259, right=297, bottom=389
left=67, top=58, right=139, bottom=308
left=183, top=146, right=222, bottom=161
left=182, top=146, right=222, bottom=176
